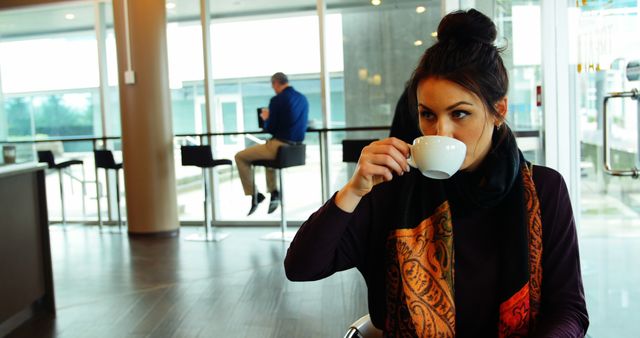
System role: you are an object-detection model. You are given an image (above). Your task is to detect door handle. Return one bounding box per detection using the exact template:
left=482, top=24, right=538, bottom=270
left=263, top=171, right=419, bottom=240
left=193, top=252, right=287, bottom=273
left=602, top=88, right=639, bottom=178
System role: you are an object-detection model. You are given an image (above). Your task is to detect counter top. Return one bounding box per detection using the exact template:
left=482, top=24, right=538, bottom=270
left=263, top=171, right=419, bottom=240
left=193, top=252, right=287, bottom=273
left=0, top=162, right=47, bottom=179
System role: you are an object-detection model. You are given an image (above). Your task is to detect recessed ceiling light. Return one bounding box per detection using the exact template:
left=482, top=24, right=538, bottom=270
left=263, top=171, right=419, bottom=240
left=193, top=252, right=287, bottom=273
left=166, top=2, right=176, bottom=10
left=416, top=6, right=426, bottom=13
left=431, top=32, right=438, bottom=37
left=371, top=0, right=382, bottom=6
left=414, top=40, right=423, bottom=46
left=65, top=13, right=75, bottom=20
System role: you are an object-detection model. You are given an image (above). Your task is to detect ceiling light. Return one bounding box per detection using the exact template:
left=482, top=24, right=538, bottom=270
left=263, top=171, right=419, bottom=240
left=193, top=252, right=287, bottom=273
left=166, top=2, right=176, bottom=10
left=416, top=6, right=426, bottom=13
left=414, top=40, right=423, bottom=46
left=64, top=13, right=75, bottom=20
left=431, top=32, right=438, bottom=37
left=371, top=0, right=382, bottom=6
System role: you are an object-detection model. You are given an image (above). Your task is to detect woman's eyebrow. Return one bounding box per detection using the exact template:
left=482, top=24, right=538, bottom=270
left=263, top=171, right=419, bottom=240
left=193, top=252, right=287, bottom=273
left=445, top=101, right=473, bottom=111
left=418, top=101, right=473, bottom=111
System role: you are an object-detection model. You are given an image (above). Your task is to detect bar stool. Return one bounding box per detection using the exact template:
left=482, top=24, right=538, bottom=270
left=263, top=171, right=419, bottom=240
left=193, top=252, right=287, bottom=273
left=251, top=143, right=306, bottom=241
left=342, top=139, right=378, bottom=163
left=181, top=145, right=232, bottom=242
left=37, top=150, right=85, bottom=227
left=94, top=150, right=124, bottom=233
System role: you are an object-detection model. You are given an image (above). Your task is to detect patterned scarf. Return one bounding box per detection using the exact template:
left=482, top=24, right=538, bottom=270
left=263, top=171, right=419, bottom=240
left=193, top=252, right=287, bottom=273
left=384, top=128, right=542, bottom=337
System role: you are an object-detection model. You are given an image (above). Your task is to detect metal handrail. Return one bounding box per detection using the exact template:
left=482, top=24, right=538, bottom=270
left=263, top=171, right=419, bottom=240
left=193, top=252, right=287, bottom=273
left=0, top=135, right=121, bottom=144
left=602, top=88, right=639, bottom=178
left=0, top=125, right=546, bottom=223
left=2, top=127, right=540, bottom=144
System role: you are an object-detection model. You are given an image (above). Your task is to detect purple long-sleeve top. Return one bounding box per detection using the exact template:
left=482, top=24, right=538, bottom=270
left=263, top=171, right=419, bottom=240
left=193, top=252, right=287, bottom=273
left=285, top=165, right=589, bottom=337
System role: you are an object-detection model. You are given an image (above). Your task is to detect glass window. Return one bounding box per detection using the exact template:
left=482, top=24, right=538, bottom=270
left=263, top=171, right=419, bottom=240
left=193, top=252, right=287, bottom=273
left=167, top=1, right=325, bottom=222
left=492, top=1, right=544, bottom=164
left=0, top=3, right=104, bottom=140
left=207, top=10, right=326, bottom=220
left=0, top=1, right=120, bottom=223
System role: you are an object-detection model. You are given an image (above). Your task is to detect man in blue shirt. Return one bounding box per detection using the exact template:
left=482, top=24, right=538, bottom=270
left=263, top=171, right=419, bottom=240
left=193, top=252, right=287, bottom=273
left=235, top=72, right=309, bottom=215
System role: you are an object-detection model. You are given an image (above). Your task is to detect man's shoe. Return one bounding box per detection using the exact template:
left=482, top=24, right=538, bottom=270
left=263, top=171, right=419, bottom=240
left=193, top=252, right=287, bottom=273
left=247, top=192, right=265, bottom=216
left=268, top=190, right=280, bottom=214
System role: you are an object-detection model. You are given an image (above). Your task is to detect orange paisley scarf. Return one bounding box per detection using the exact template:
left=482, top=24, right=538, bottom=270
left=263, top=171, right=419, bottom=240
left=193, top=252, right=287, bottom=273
left=384, top=130, right=542, bottom=337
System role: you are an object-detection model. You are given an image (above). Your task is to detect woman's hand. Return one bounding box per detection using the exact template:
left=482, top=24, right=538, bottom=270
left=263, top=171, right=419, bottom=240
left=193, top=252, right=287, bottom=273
left=336, top=137, right=411, bottom=212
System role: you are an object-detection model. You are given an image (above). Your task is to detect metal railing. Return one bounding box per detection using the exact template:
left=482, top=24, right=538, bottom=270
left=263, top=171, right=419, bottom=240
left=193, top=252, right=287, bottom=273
left=1, top=127, right=542, bottom=225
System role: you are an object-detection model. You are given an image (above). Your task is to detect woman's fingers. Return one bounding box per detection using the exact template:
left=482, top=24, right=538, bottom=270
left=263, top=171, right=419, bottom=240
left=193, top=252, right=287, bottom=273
left=387, top=137, right=411, bottom=158
left=359, top=159, right=394, bottom=180
left=347, top=137, right=413, bottom=196
left=362, top=153, right=405, bottom=176
left=363, top=143, right=410, bottom=174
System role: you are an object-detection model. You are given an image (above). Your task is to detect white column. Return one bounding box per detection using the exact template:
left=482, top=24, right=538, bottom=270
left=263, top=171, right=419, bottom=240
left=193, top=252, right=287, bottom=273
left=317, top=0, right=332, bottom=201
left=541, top=0, right=579, bottom=211
left=94, top=1, right=109, bottom=138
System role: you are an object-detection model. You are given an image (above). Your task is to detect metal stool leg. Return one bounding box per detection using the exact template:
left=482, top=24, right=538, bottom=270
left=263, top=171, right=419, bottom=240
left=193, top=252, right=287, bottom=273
left=81, top=163, right=86, bottom=216
left=185, top=167, right=228, bottom=242
left=280, top=168, right=286, bottom=236
left=261, top=168, right=295, bottom=241
left=115, top=169, right=122, bottom=233
left=95, top=166, right=103, bottom=230
left=58, top=169, right=67, bottom=229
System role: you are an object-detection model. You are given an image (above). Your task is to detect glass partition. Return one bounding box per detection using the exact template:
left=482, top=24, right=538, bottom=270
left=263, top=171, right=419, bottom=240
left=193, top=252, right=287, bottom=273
left=568, top=1, right=640, bottom=336
left=0, top=1, right=120, bottom=223
left=325, top=0, right=440, bottom=129
left=167, top=0, right=325, bottom=222
left=493, top=1, right=544, bottom=164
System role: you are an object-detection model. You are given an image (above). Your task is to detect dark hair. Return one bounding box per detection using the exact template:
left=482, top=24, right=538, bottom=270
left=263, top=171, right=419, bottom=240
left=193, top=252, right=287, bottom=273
left=408, top=9, right=508, bottom=126
left=271, top=72, right=289, bottom=85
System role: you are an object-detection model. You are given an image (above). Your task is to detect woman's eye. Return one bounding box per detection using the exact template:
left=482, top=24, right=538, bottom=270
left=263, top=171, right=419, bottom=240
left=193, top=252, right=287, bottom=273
left=419, top=110, right=435, bottom=120
left=452, top=110, right=470, bottom=119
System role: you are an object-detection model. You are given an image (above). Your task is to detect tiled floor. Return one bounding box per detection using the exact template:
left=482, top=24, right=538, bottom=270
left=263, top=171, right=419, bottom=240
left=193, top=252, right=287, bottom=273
left=579, top=175, right=640, bottom=337
left=579, top=235, right=640, bottom=337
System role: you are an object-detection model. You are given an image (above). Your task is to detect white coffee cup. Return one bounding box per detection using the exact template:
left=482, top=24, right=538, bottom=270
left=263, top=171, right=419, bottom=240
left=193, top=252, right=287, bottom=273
left=407, top=135, right=466, bottom=179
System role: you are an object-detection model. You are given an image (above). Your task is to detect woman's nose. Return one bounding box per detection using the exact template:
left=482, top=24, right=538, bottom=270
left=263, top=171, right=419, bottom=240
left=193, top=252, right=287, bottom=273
left=435, top=120, right=453, bottom=137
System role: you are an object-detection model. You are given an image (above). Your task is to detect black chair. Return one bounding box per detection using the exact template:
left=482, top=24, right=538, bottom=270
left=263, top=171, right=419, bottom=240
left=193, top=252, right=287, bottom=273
left=94, top=150, right=124, bottom=233
left=342, top=139, right=377, bottom=163
left=251, top=143, right=306, bottom=241
left=181, top=145, right=232, bottom=242
left=37, top=150, right=85, bottom=227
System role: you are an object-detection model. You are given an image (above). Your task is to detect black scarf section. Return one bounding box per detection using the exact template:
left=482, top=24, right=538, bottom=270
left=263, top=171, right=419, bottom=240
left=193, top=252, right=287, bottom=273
left=395, top=126, right=530, bottom=303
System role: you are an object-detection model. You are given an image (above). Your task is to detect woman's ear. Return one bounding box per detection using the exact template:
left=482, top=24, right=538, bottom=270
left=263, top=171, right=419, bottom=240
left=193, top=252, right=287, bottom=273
left=494, top=97, right=508, bottom=126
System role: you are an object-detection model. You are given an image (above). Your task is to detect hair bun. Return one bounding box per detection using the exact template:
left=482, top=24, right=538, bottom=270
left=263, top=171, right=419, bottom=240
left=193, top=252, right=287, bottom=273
left=437, top=9, right=496, bottom=45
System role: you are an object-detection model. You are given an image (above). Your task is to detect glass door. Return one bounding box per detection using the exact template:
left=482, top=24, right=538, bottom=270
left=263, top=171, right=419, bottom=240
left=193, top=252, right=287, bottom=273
left=569, top=1, right=640, bottom=336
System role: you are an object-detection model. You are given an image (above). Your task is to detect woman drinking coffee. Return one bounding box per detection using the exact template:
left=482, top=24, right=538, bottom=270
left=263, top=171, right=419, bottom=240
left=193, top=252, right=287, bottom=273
left=284, top=9, right=589, bottom=337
